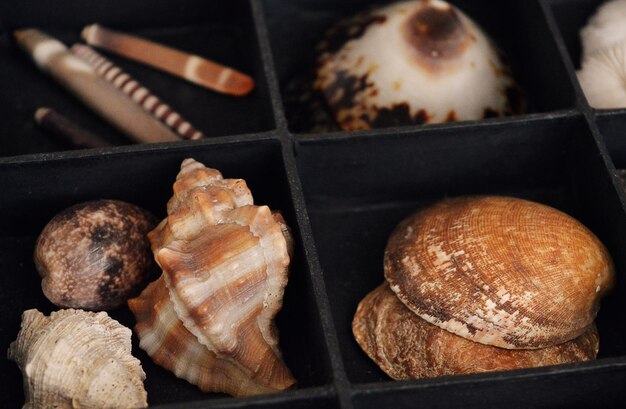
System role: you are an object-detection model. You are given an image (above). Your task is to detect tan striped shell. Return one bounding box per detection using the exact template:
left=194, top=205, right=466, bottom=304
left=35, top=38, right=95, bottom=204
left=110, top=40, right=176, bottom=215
left=353, top=283, right=599, bottom=379
left=384, top=196, right=614, bottom=349
left=8, top=309, right=147, bottom=409
left=130, top=158, right=295, bottom=396
left=128, top=277, right=286, bottom=396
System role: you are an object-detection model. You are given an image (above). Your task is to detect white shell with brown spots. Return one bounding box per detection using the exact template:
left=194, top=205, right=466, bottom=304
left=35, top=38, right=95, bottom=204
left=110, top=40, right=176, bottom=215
left=34, top=199, right=157, bottom=310
left=353, top=283, right=599, bottom=379
left=130, top=158, right=295, bottom=396
left=384, top=196, right=614, bottom=349
left=8, top=309, right=147, bottom=409
left=314, top=0, right=523, bottom=130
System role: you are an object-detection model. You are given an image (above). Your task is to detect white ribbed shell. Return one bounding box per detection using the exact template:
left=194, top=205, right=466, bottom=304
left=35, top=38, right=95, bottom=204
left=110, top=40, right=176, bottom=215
left=7, top=309, right=147, bottom=409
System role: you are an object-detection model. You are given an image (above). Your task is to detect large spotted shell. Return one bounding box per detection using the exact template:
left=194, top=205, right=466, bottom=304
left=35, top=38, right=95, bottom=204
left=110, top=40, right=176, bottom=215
left=7, top=309, right=147, bottom=409
left=314, top=0, right=524, bottom=130
left=384, top=196, right=614, bottom=349
left=131, top=158, right=295, bottom=395
left=353, top=283, right=599, bottom=379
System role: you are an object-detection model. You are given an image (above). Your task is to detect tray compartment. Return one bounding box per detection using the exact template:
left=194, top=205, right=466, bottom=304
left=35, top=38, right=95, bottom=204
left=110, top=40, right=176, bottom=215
left=261, top=0, right=577, bottom=133
left=293, top=114, right=626, bottom=388
left=351, top=365, right=626, bottom=409
left=0, top=0, right=275, bottom=157
left=0, top=140, right=334, bottom=407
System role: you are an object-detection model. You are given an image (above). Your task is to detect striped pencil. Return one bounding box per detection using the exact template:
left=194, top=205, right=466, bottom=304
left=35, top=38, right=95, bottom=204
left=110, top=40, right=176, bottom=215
left=71, top=44, right=204, bottom=140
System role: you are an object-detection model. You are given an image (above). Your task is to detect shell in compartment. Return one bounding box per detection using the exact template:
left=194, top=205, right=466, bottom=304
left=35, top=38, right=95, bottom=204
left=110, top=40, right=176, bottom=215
left=7, top=309, right=147, bottom=409
left=353, top=283, right=599, bottom=379
left=384, top=196, right=614, bottom=349
left=130, top=158, right=295, bottom=396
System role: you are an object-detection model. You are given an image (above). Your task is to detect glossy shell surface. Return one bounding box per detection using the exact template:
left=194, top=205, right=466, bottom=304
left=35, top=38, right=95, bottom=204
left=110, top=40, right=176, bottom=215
left=384, top=196, right=614, bottom=349
left=353, top=283, right=599, bottom=379
left=7, top=309, right=147, bottom=409
left=314, top=0, right=524, bottom=130
left=34, top=199, right=157, bottom=310
left=129, top=277, right=282, bottom=396
left=130, top=158, right=295, bottom=396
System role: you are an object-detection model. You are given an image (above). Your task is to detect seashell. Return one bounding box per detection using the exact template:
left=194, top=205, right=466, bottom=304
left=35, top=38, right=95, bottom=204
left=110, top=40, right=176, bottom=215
left=384, top=196, right=614, bottom=349
left=353, top=283, right=600, bottom=379
left=579, top=0, right=626, bottom=61
left=81, top=24, right=254, bottom=96
left=130, top=158, right=295, bottom=396
left=129, top=277, right=282, bottom=396
left=13, top=29, right=180, bottom=143
left=70, top=44, right=204, bottom=140
left=577, top=42, right=626, bottom=109
left=314, top=0, right=524, bottom=131
left=35, top=199, right=158, bottom=310
left=7, top=308, right=147, bottom=409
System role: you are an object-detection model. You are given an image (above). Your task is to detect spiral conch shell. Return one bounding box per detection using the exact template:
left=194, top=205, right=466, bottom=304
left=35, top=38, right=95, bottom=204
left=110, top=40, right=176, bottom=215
left=7, top=309, right=147, bottom=409
left=353, top=283, right=600, bottom=379
left=129, top=158, right=295, bottom=396
left=384, top=196, right=615, bottom=349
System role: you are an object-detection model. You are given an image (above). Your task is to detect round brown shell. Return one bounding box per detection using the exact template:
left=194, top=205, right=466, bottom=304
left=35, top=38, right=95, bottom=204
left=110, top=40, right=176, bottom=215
left=353, top=283, right=600, bottom=380
left=384, top=196, right=614, bottom=349
left=34, top=199, right=157, bottom=310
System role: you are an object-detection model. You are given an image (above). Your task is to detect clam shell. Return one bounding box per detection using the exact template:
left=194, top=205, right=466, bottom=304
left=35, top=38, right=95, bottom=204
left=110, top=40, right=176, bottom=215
left=314, top=0, right=524, bottom=130
left=353, top=283, right=600, bottom=379
left=132, top=158, right=295, bottom=395
left=384, top=196, right=614, bottom=349
left=7, top=309, right=147, bottom=409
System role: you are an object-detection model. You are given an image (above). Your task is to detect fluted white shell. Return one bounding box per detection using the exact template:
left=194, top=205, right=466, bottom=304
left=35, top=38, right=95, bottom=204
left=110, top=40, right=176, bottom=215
left=7, top=309, right=147, bottom=409
left=577, top=41, right=626, bottom=108
left=131, top=158, right=295, bottom=396
left=314, top=0, right=523, bottom=130
left=580, top=0, right=626, bottom=60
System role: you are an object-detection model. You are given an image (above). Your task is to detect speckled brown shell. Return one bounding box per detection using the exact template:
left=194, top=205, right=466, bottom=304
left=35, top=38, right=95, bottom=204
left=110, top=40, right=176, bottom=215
left=132, top=158, right=295, bottom=395
left=384, top=196, right=614, bottom=349
left=34, top=200, right=157, bottom=310
left=8, top=309, right=147, bottom=409
left=353, top=283, right=599, bottom=379
left=314, top=0, right=524, bottom=130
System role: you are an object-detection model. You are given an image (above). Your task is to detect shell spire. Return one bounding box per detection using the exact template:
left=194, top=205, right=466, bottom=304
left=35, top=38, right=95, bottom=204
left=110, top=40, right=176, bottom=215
left=131, top=158, right=295, bottom=396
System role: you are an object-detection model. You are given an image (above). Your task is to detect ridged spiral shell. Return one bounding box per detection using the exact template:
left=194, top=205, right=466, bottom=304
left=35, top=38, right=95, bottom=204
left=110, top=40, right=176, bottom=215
left=7, top=309, right=147, bottom=409
left=384, top=196, right=614, bottom=349
left=130, top=158, right=295, bottom=396
left=353, top=283, right=599, bottom=379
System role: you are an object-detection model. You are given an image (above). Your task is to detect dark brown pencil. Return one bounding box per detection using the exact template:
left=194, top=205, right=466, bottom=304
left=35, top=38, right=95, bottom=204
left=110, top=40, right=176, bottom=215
left=35, top=107, right=113, bottom=149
